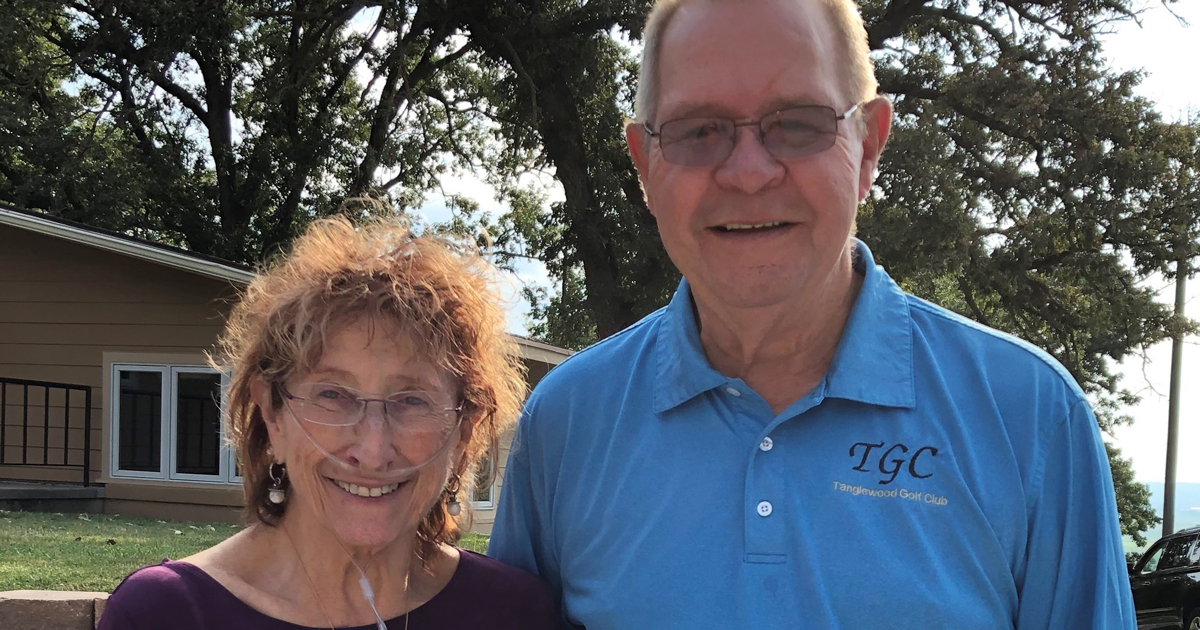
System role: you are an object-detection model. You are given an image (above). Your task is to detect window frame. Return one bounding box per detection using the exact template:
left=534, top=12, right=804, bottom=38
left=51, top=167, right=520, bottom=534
left=110, top=363, right=239, bottom=485
left=1137, top=540, right=1169, bottom=575
left=1186, top=535, right=1200, bottom=568
left=1159, top=535, right=1199, bottom=573
left=110, top=365, right=170, bottom=480
left=470, top=455, right=496, bottom=510
left=166, top=367, right=231, bottom=483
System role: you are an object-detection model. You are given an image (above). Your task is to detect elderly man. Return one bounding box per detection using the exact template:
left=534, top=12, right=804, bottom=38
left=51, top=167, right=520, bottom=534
left=489, top=0, right=1136, bottom=627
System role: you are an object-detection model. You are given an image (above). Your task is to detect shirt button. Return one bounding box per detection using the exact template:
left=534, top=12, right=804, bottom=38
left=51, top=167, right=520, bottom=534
left=756, top=501, right=773, bottom=517
left=726, top=387, right=741, bottom=397
left=759, top=437, right=774, bottom=452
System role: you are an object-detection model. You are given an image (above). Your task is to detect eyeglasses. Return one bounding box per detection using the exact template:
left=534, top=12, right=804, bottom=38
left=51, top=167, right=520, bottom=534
left=643, top=104, right=859, bottom=167
left=280, top=382, right=462, bottom=431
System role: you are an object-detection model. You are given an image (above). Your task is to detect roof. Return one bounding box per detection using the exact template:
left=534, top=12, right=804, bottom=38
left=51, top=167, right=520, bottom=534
left=0, top=204, right=573, bottom=365
left=0, top=203, right=255, bottom=284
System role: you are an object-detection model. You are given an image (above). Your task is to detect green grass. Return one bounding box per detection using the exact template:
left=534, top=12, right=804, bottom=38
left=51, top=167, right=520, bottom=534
left=0, top=510, right=236, bottom=592
left=0, top=510, right=490, bottom=592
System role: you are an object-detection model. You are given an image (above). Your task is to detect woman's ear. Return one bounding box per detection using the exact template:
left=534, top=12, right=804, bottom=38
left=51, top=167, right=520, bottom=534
left=455, top=412, right=477, bottom=460
left=251, top=378, right=285, bottom=460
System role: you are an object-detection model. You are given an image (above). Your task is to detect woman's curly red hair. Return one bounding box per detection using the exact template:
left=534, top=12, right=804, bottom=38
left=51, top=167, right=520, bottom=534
left=212, top=216, right=526, bottom=560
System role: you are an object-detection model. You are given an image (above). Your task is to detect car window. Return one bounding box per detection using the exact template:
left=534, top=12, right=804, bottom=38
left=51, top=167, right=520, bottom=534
left=1139, top=543, right=1167, bottom=574
left=1158, top=537, right=1193, bottom=572
left=1184, top=536, right=1200, bottom=568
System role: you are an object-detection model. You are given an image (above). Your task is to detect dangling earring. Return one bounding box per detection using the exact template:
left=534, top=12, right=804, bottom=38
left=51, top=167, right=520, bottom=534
left=268, top=463, right=287, bottom=505
left=445, top=474, right=462, bottom=516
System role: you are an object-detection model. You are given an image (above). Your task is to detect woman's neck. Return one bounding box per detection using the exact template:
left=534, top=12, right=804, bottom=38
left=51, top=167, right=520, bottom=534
left=245, top=518, right=452, bottom=627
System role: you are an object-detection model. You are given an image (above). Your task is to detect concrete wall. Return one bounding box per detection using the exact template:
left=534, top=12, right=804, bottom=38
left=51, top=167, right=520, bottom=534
left=0, top=590, right=107, bottom=630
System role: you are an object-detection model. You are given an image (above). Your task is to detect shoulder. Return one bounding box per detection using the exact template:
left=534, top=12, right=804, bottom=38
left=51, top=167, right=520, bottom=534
left=532, top=306, right=667, bottom=397
left=100, top=562, right=207, bottom=627
left=438, top=550, right=558, bottom=628
left=454, top=549, right=555, bottom=601
left=514, top=308, right=666, bottom=449
left=904, top=293, right=1085, bottom=400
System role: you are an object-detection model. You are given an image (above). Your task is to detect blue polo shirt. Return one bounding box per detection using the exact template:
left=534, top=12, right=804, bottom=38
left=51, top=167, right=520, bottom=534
left=489, top=241, right=1135, bottom=629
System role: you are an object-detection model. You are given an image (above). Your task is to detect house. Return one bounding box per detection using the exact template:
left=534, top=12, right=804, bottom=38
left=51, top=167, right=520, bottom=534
left=0, top=204, right=570, bottom=533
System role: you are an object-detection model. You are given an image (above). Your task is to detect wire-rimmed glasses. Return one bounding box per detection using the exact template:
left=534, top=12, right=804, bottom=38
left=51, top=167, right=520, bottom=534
left=643, top=104, right=859, bottom=167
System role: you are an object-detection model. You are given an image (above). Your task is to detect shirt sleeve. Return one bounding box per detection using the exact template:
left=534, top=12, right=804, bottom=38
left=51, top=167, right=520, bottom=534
left=1015, top=399, right=1137, bottom=629
left=97, top=564, right=188, bottom=630
left=488, top=401, right=566, bottom=616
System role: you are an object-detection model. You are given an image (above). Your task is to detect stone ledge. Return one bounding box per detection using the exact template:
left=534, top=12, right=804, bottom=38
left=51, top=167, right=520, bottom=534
left=0, top=590, right=110, bottom=630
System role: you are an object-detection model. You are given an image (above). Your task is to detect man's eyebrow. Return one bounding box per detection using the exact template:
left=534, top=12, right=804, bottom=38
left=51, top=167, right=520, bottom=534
left=657, top=96, right=829, bottom=121
left=760, top=95, right=825, bottom=112
left=656, top=100, right=736, bottom=121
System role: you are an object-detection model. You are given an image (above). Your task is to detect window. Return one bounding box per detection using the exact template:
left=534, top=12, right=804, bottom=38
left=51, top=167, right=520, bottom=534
left=472, top=455, right=495, bottom=509
left=1138, top=543, right=1167, bottom=575
left=111, top=364, right=238, bottom=484
left=1159, top=536, right=1198, bottom=573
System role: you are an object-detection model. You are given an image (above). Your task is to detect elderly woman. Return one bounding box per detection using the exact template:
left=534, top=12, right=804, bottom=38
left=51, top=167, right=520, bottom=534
left=99, top=217, right=557, bottom=629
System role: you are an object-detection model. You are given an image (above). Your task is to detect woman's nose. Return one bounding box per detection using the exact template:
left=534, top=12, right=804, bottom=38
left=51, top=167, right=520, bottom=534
left=342, top=401, right=400, bottom=470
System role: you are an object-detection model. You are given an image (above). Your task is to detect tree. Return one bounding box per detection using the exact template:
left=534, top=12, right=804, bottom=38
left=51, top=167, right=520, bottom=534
left=3, top=0, right=1192, bottom=548
left=465, top=0, right=1196, bottom=545
left=2, top=0, right=497, bottom=262
left=1108, top=442, right=1160, bottom=548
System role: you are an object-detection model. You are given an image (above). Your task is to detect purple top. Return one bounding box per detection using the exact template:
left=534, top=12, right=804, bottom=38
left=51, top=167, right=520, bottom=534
left=97, top=549, right=559, bottom=630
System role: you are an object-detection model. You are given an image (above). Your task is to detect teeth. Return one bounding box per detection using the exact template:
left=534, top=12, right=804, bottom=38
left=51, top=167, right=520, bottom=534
left=722, top=222, right=783, bottom=230
left=333, top=479, right=400, bottom=497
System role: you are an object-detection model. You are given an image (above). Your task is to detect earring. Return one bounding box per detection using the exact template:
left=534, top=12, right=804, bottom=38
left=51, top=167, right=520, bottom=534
left=446, top=474, right=462, bottom=516
left=268, top=463, right=287, bottom=505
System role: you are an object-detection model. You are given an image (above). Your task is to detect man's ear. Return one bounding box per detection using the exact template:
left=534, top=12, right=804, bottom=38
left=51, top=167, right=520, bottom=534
left=251, top=378, right=285, bottom=460
left=625, top=121, right=655, bottom=212
left=856, top=97, right=893, bottom=203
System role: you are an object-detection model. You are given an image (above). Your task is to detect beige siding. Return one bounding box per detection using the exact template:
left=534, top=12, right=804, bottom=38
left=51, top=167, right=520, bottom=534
left=471, top=359, right=554, bottom=534
left=0, top=224, right=236, bottom=486
left=0, top=222, right=561, bottom=536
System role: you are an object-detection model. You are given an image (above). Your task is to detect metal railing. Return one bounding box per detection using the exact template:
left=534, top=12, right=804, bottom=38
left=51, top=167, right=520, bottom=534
left=0, top=377, right=93, bottom=486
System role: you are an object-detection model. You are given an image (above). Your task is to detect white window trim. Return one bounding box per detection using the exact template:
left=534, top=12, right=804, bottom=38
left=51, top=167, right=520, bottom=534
left=110, top=363, right=239, bottom=485
left=109, top=364, right=169, bottom=480
left=471, top=460, right=496, bottom=510
left=471, top=483, right=495, bottom=510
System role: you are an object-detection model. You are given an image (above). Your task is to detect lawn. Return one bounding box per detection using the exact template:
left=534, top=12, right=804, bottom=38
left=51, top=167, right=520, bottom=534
left=0, top=510, right=489, bottom=592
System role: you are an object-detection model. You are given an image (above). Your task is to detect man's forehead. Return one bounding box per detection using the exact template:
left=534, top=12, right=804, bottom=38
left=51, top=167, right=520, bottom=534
left=654, top=0, right=842, bottom=119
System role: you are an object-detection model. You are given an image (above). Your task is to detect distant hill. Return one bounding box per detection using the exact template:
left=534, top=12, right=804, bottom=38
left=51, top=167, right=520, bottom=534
left=1124, top=482, right=1200, bottom=553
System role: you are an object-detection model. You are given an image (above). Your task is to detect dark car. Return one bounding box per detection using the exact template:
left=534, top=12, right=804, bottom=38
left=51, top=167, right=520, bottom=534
left=1131, top=525, right=1200, bottom=629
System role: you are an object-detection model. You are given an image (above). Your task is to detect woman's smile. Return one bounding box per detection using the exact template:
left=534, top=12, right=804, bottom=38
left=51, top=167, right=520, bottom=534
left=327, top=477, right=405, bottom=498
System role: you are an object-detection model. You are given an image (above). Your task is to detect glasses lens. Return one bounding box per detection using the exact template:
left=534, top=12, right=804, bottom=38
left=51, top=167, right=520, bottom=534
left=657, top=117, right=735, bottom=166
left=283, top=382, right=463, bottom=477
left=762, top=106, right=839, bottom=158
left=289, top=382, right=361, bottom=426
left=383, top=391, right=460, bottom=432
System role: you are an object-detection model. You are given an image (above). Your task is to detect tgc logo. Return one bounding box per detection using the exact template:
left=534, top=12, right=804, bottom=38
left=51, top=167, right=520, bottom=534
left=849, top=441, right=939, bottom=485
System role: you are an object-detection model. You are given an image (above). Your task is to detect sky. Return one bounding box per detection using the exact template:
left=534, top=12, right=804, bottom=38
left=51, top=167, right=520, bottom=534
left=1100, top=0, right=1199, bottom=486
left=415, top=1, right=1200, bottom=487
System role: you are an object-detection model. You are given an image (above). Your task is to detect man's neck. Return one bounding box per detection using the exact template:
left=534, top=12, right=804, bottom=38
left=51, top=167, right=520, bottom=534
left=693, top=245, right=863, bottom=414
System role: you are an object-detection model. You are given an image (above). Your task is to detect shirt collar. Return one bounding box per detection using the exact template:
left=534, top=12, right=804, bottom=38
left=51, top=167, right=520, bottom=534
left=653, top=239, right=915, bottom=414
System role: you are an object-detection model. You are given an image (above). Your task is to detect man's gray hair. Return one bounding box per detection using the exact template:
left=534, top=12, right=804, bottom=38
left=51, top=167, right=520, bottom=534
left=634, top=0, right=879, bottom=125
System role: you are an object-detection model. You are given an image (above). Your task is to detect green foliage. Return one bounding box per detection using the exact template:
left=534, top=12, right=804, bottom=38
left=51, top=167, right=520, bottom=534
left=0, top=0, right=494, bottom=262
left=3, top=0, right=1194, bottom=556
left=856, top=0, right=1200, bottom=433
left=1107, top=443, right=1161, bottom=547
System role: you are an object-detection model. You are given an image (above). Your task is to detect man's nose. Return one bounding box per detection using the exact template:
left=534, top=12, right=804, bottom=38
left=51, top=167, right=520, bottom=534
left=712, top=125, right=786, bottom=194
